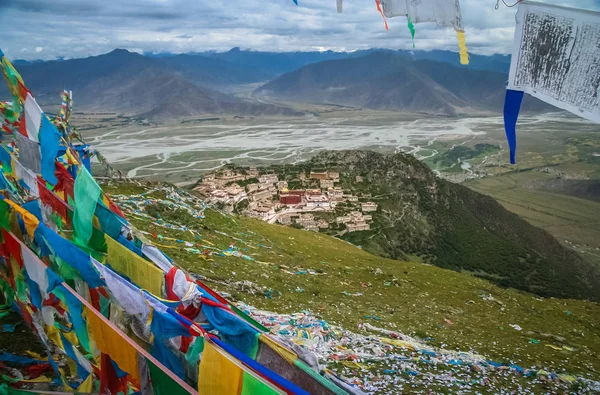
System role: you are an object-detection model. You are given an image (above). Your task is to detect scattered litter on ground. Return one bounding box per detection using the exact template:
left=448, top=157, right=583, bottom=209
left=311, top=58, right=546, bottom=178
left=236, top=303, right=600, bottom=394
left=341, top=292, right=363, bottom=297
left=509, top=324, right=523, bottom=331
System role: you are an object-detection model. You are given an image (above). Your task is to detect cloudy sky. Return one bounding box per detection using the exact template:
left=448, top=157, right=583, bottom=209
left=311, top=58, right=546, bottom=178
left=2, top=0, right=599, bottom=60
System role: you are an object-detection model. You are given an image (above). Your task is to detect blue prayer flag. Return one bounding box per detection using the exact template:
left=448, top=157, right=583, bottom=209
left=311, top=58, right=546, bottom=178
left=503, top=89, right=524, bottom=165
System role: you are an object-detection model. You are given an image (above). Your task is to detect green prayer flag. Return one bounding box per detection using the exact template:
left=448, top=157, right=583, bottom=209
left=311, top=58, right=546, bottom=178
left=147, top=359, right=189, bottom=395
left=241, top=372, right=281, bottom=395
left=0, top=277, right=15, bottom=306
left=184, top=336, right=204, bottom=365
left=15, top=275, right=28, bottom=303
left=73, top=168, right=101, bottom=246
left=55, top=257, right=79, bottom=282
left=0, top=383, right=37, bottom=395
left=0, top=199, right=10, bottom=230
left=407, top=16, right=416, bottom=49
left=99, top=293, right=111, bottom=319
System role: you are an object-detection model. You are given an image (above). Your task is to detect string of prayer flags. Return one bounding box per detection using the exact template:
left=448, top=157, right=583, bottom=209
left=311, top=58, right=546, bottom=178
left=378, top=0, right=468, bottom=64
left=198, top=340, right=243, bottom=394
left=0, top=230, right=196, bottom=394
left=504, top=1, right=600, bottom=163
left=285, top=0, right=467, bottom=62
left=0, top=49, right=355, bottom=394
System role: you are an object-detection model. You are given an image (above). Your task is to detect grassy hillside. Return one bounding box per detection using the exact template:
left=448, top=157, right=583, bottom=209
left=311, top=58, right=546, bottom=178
left=102, top=181, right=600, bottom=392
left=295, top=151, right=600, bottom=302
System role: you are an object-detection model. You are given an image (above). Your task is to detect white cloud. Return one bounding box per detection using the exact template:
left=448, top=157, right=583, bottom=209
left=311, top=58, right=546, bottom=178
left=0, top=0, right=598, bottom=60
left=35, top=47, right=43, bottom=53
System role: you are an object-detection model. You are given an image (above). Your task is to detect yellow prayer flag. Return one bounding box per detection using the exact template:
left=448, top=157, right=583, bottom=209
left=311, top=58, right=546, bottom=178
left=45, top=325, right=65, bottom=350
left=85, top=306, right=140, bottom=382
left=260, top=335, right=297, bottom=365
left=198, top=341, right=243, bottom=395
left=76, top=373, right=94, bottom=393
left=104, top=235, right=165, bottom=297
left=4, top=198, right=39, bottom=238
left=456, top=30, right=469, bottom=65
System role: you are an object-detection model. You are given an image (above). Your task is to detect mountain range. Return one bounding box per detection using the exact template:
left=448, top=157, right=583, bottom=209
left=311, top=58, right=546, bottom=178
left=4, top=49, right=301, bottom=120
left=255, top=52, right=548, bottom=115
left=3, top=48, right=540, bottom=119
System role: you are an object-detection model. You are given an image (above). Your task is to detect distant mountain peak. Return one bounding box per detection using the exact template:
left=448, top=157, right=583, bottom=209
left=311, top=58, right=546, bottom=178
left=107, top=48, right=132, bottom=55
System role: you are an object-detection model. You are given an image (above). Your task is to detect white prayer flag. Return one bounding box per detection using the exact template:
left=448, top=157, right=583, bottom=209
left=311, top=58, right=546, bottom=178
left=508, top=1, right=600, bottom=122
left=380, top=0, right=463, bottom=30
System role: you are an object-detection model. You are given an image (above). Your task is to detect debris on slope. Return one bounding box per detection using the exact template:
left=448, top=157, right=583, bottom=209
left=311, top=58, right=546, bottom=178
left=238, top=303, right=600, bottom=394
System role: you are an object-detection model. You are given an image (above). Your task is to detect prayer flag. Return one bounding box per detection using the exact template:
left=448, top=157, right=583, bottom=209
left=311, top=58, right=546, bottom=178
left=507, top=2, right=600, bottom=123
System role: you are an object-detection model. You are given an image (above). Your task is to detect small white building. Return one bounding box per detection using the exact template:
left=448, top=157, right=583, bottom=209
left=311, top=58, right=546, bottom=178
left=224, top=184, right=244, bottom=196
left=259, top=174, right=279, bottom=184
left=303, top=221, right=320, bottom=232
left=320, top=179, right=334, bottom=189
left=350, top=211, right=363, bottom=219
left=297, top=213, right=314, bottom=223
left=329, top=187, right=344, bottom=199
left=306, top=194, right=328, bottom=203
left=348, top=223, right=370, bottom=232
left=246, top=183, right=259, bottom=193
left=254, top=206, right=275, bottom=219
left=361, top=202, right=378, bottom=212
left=210, top=190, right=227, bottom=199
left=306, top=201, right=330, bottom=209
left=278, top=215, right=292, bottom=225
left=336, top=216, right=351, bottom=224
left=247, top=167, right=260, bottom=177
left=250, top=190, right=272, bottom=202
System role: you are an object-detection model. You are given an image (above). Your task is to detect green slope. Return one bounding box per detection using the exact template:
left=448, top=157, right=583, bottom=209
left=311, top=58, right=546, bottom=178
left=465, top=170, right=600, bottom=268
left=103, top=181, right=600, bottom=389
left=299, top=151, right=600, bottom=302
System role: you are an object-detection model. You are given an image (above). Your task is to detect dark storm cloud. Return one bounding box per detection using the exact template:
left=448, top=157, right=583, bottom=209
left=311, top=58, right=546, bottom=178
left=1, top=0, right=598, bottom=60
